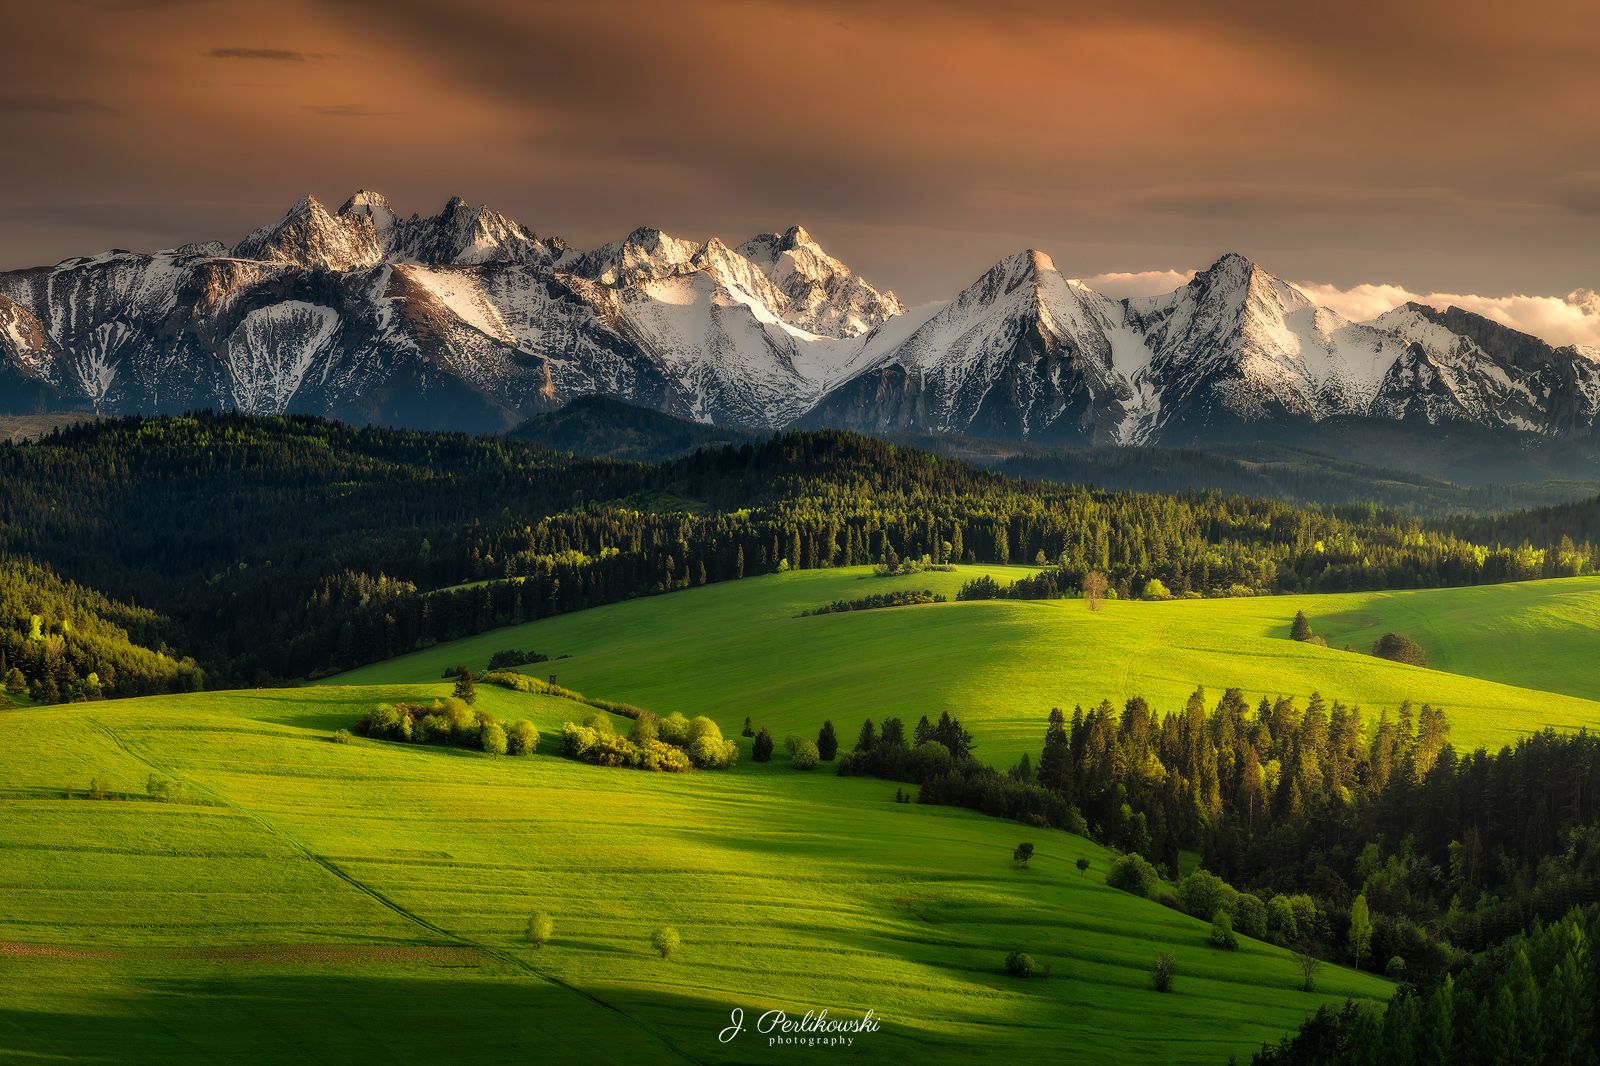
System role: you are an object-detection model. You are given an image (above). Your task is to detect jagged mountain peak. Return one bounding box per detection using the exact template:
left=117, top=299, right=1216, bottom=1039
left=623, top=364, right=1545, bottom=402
left=233, top=192, right=383, bottom=271
left=567, top=226, right=704, bottom=287
left=6, top=203, right=1598, bottom=446
left=734, top=224, right=903, bottom=339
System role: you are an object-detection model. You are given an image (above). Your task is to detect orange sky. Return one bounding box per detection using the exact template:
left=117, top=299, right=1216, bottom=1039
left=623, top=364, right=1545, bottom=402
left=2, top=0, right=1598, bottom=306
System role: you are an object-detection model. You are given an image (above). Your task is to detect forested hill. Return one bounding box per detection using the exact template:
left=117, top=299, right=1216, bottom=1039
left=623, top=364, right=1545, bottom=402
left=0, top=413, right=1596, bottom=692
left=0, top=554, right=202, bottom=702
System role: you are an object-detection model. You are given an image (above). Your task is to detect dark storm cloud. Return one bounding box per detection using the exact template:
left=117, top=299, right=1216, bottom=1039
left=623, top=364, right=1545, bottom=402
left=304, top=104, right=397, bottom=117
left=0, top=94, right=118, bottom=116
left=206, top=47, right=323, bottom=61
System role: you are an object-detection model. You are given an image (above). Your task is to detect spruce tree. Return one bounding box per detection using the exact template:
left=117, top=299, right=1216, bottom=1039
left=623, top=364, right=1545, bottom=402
left=854, top=718, right=877, bottom=752
left=816, top=720, right=838, bottom=761
left=1291, top=610, right=1312, bottom=641
left=1038, top=708, right=1070, bottom=793
left=453, top=668, right=477, bottom=705
left=752, top=726, right=774, bottom=763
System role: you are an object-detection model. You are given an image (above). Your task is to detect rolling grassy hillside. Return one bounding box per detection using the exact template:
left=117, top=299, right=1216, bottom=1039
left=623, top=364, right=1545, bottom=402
left=330, top=568, right=1600, bottom=763
left=0, top=685, right=1390, bottom=1064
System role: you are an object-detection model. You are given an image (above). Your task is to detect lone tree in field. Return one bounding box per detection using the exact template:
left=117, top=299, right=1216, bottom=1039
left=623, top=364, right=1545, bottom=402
left=1013, top=842, right=1034, bottom=868
left=816, top=720, right=838, bottom=761
left=526, top=912, right=553, bottom=947
left=751, top=726, right=774, bottom=763
left=1075, top=857, right=1090, bottom=877
left=1081, top=571, right=1109, bottom=612
left=1153, top=952, right=1177, bottom=992
left=1004, top=950, right=1036, bottom=977
left=1291, top=610, right=1312, bottom=642
left=741, top=716, right=754, bottom=738
left=1372, top=632, right=1428, bottom=667
left=453, top=668, right=477, bottom=705
left=1347, top=894, right=1372, bottom=970
left=652, top=926, right=681, bottom=959
left=1295, top=945, right=1322, bottom=992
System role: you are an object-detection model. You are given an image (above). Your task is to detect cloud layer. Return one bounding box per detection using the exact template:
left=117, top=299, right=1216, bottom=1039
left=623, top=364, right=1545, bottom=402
left=1295, top=283, right=1600, bottom=349
left=1080, top=269, right=1600, bottom=349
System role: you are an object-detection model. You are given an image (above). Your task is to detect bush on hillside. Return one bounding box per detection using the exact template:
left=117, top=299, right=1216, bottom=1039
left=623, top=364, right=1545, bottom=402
left=507, top=720, right=540, bottom=755
left=1371, top=632, right=1428, bottom=667
left=1230, top=892, right=1268, bottom=940
left=1004, top=950, right=1036, bottom=977
left=359, top=697, right=518, bottom=756
left=557, top=712, right=731, bottom=773
left=658, top=712, right=691, bottom=746
left=1209, top=911, right=1239, bottom=951
left=752, top=726, right=774, bottom=762
left=480, top=722, right=508, bottom=755
left=1107, top=853, right=1162, bottom=899
left=487, top=648, right=548, bottom=671
left=527, top=912, right=553, bottom=947
left=1177, top=869, right=1233, bottom=921
left=652, top=926, right=680, bottom=959
left=1153, top=952, right=1177, bottom=992
left=791, top=740, right=820, bottom=770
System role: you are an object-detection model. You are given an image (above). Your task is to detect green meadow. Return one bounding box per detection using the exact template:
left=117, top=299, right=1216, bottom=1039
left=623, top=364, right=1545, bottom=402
left=332, top=567, right=1600, bottom=763
left=6, top=567, right=1599, bottom=1063
left=0, top=684, right=1390, bottom=1064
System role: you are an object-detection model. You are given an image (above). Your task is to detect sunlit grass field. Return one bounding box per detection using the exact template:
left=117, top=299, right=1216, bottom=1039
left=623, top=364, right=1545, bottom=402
left=0, top=684, right=1393, bottom=1064
left=332, top=568, right=1600, bottom=763
left=7, top=568, right=1598, bottom=1062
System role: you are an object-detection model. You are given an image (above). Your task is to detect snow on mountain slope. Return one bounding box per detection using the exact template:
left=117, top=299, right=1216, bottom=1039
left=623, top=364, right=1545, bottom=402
left=1371, top=303, right=1600, bottom=434
left=613, top=270, right=815, bottom=426
left=803, top=250, right=1134, bottom=442
left=3, top=189, right=1596, bottom=443
left=219, top=302, right=341, bottom=413
left=393, top=264, right=515, bottom=343
left=736, top=225, right=904, bottom=338
left=1122, top=253, right=1411, bottom=438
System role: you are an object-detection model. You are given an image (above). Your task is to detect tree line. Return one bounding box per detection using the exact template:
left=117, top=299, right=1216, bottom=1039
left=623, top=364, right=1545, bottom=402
left=2, top=413, right=1594, bottom=693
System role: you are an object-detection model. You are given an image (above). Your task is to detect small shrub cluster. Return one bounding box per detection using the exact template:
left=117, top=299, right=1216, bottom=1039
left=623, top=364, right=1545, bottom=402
left=487, top=648, right=549, bottom=671
left=786, top=735, right=820, bottom=770
left=1371, top=631, right=1428, bottom=667
left=871, top=557, right=954, bottom=577
left=357, top=697, right=538, bottom=756
left=560, top=712, right=737, bottom=772
left=1004, top=950, right=1036, bottom=977
left=798, top=589, right=946, bottom=617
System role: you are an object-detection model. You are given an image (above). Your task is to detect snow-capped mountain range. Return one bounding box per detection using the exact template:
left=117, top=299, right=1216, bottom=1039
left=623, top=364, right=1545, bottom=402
left=3, top=190, right=1597, bottom=443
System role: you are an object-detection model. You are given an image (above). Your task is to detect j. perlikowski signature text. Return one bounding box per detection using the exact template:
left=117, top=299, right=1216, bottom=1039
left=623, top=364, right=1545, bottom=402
left=719, top=1007, right=880, bottom=1048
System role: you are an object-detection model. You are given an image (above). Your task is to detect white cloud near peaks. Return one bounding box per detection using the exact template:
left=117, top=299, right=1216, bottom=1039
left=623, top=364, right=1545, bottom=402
left=1292, top=282, right=1600, bottom=348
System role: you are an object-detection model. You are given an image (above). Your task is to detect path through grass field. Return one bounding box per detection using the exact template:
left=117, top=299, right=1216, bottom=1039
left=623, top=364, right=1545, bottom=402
left=0, top=686, right=1391, bottom=1064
